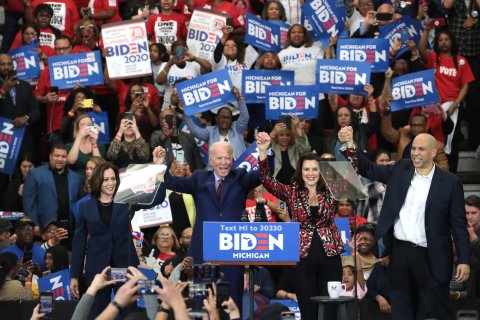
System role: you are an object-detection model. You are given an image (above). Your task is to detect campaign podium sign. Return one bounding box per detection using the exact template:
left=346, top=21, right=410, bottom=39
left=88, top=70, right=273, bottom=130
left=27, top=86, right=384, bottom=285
left=203, top=222, right=300, bottom=264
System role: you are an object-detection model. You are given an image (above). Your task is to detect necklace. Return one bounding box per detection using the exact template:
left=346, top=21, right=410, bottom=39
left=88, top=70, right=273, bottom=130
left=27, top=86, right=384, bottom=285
left=98, top=199, right=113, bottom=207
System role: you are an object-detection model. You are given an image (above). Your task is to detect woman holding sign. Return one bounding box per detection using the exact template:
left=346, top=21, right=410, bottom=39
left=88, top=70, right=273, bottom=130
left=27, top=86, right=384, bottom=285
left=418, top=24, right=475, bottom=172
left=256, top=131, right=348, bottom=320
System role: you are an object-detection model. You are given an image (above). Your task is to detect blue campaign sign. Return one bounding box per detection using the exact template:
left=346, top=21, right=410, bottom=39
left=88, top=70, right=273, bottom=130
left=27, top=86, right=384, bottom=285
left=178, top=69, right=237, bottom=116
left=316, top=59, right=371, bottom=95
left=87, top=111, right=111, bottom=145
left=203, top=222, right=300, bottom=263
left=390, top=69, right=439, bottom=111
left=271, top=20, right=289, bottom=48
left=9, top=45, right=41, bottom=80
left=38, top=269, right=72, bottom=300
left=0, top=118, right=25, bottom=175
left=334, top=217, right=351, bottom=256
left=242, top=70, right=295, bottom=103
left=301, top=0, right=346, bottom=47
left=265, top=85, right=320, bottom=120
left=379, top=16, right=424, bottom=59
left=245, top=13, right=282, bottom=52
left=337, top=38, right=390, bottom=72
left=232, top=141, right=259, bottom=172
left=49, top=50, right=104, bottom=89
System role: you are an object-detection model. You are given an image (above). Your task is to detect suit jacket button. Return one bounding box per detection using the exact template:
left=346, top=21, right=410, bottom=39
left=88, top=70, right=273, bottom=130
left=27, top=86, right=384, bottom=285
left=219, top=213, right=223, bottom=217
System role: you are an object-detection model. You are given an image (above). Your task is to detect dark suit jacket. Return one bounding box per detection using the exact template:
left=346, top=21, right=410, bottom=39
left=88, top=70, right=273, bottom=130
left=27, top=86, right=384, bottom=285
left=164, top=168, right=260, bottom=262
left=356, top=151, right=470, bottom=283
left=0, top=79, right=40, bottom=152
left=70, top=184, right=166, bottom=282
left=23, top=165, right=82, bottom=229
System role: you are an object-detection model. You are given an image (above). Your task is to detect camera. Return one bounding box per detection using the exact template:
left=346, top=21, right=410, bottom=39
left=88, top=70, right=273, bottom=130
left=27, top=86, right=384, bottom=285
left=137, top=279, right=157, bottom=295
left=107, top=268, right=129, bottom=282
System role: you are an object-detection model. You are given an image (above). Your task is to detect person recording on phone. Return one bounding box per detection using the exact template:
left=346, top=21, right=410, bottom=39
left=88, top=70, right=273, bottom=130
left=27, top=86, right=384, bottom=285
left=107, top=116, right=151, bottom=169
left=70, top=152, right=167, bottom=318
left=353, top=4, right=398, bottom=38
left=67, top=114, right=106, bottom=180
left=150, top=108, right=205, bottom=171
left=0, top=53, right=40, bottom=210
left=338, top=126, right=470, bottom=319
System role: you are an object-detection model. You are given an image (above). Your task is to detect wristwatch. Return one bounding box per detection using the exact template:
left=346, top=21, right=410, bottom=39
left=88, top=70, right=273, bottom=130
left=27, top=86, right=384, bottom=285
left=471, top=10, right=478, bottom=19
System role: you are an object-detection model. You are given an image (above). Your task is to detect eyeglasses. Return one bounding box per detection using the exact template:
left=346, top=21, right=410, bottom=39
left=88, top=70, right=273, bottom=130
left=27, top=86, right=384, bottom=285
left=79, top=24, right=95, bottom=29
left=159, top=233, right=173, bottom=239
left=55, top=46, right=71, bottom=51
left=23, top=32, right=38, bottom=36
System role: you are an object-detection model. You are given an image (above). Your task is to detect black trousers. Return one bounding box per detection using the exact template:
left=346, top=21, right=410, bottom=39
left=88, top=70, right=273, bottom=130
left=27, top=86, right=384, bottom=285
left=292, top=233, right=342, bottom=320
left=389, top=239, right=454, bottom=320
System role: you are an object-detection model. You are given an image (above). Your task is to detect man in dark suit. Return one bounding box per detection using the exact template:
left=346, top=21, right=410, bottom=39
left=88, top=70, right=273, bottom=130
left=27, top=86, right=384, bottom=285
left=339, top=127, right=470, bottom=319
left=0, top=53, right=40, bottom=209
left=154, top=141, right=260, bottom=306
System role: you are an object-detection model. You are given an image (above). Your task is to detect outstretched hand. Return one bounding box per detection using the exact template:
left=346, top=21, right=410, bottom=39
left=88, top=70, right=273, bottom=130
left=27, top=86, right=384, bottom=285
left=256, top=132, right=271, bottom=152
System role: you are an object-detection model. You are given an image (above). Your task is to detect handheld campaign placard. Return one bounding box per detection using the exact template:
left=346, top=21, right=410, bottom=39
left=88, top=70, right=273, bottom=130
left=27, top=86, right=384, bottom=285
left=203, top=222, right=300, bottom=263
left=301, top=0, right=346, bottom=47
left=242, top=70, right=295, bottom=103
left=232, top=141, right=259, bottom=172
left=379, top=16, right=424, bottom=59
left=316, top=59, right=371, bottom=95
left=86, top=112, right=110, bottom=145
left=131, top=196, right=173, bottom=231
left=177, top=69, right=237, bottom=116
left=9, top=45, right=41, bottom=80
left=390, top=69, right=439, bottom=111
left=334, top=217, right=351, bottom=256
left=38, top=269, right=72, bottom=300
left=187, top=8, right=227, bottom=60
left=0, top=118, right=25, bottom=175
left=102, top=19, right=152, bottom=79
left=245, top=13, right=283, bottom=52
left=337, top=38, right=390, bottom=72
left=48, top=51, right=104, bottom=89
left=265, top=85, right=320, bottom=120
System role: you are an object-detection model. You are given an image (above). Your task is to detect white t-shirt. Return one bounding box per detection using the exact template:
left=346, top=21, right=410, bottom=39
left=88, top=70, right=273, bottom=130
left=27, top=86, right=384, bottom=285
left=161, top=61, right=202, bottom=109
left=278, top=42, right=324, bottom=85
left=280, top=0, right=301, bottom=25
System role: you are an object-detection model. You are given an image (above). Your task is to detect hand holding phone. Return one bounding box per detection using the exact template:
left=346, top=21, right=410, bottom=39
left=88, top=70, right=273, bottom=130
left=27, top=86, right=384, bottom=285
left=40, top=292, right=53, bottom=317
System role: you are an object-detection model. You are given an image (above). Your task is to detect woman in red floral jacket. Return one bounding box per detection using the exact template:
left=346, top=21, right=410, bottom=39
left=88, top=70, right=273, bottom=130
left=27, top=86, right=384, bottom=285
left=256, top=132, right=346, bottom=320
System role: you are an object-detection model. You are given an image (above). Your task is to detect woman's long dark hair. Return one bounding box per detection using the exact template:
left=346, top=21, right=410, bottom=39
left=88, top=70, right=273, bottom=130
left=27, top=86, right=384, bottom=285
left=45, top=245, right=69, bottom=273
left=333, top=105, right=359, bottom=134
left=0, top=252, right=18, bottom=289
left=21, top=23, right=40, bottom=45
left=433, top=30, right=459, bottom=69
left=63, top=87, right=95, bottom=115
left=124, top=83, right=144, bottom=111
left=149, top=43, right=170, bottom=63
left=291, top=152, right=325, bottom=191
left=89, top=162, right=120, bottom=198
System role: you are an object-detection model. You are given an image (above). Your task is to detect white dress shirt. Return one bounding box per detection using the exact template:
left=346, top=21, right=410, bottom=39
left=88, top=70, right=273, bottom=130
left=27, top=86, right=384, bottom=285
left=393, top=165, right=435, bottom=247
